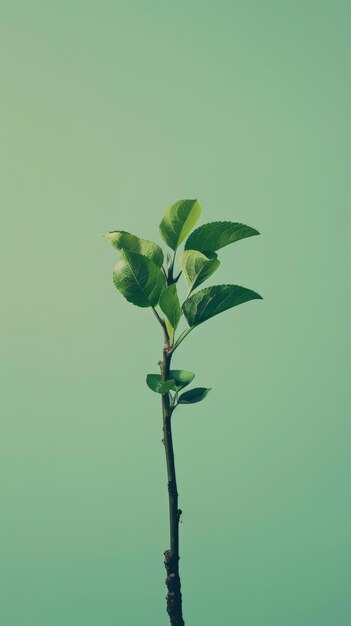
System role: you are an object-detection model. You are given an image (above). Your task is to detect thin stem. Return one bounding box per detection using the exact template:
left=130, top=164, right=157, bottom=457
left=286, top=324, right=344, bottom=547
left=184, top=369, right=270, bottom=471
left=160, top=344, right=185, bottom=625
left=171, top=327, right=194, bottom=354
left=152, top=307, right=169, bottom=344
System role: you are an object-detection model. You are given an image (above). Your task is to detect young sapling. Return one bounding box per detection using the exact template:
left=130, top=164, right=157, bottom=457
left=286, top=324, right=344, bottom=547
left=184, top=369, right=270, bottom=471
left=104, top=199, right=262, bottom=625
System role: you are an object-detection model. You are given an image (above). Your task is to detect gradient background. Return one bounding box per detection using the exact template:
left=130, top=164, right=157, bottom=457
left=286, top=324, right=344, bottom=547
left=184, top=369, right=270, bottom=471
left=1, top=2, right=350, bottom=625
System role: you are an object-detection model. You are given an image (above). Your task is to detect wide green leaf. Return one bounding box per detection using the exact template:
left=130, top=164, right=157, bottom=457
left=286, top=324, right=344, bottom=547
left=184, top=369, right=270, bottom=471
left=146, top=374, right=177, bottom=394
left=159, top=284, right=182, bottom=331
left=113, top=250, right=166, bottom=308
left=183, top=284, right=262, bottom=327
left=159, top=199, right=202, bottom=250
left=185, top=221, right=259, bottom=253
left=181, top=250, right=220, bottom=293
left=178, top=387, right=211, bottom=404
left=105, top=230, right=164, bottom=267
left=170, top=369, right=195, bottom=389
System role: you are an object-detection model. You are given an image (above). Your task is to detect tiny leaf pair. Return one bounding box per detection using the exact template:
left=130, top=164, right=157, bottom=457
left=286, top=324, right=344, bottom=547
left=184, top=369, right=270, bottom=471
left=146, top=375, right=178, bottom=394
left=146, top=370, right=195, bottom=394
left=146, top=373, right=211, bottom=405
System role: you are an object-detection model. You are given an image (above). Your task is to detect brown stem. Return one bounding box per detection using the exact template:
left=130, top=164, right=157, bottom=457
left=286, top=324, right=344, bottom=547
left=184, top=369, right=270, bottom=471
left=160, top=344, right=185, bottom=626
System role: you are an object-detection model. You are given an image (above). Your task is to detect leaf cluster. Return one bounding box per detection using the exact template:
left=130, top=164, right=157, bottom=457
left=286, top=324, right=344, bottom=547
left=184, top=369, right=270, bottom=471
left=104, top=199, right=262, bottom=407
left=146, top=369, right=208, bottom=407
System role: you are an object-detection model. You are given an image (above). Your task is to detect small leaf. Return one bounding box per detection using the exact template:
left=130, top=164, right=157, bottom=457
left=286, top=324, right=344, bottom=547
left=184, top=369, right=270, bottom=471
left=183, top=284, right=262, bottom=327
left=113, top=250, right=166, bottom=308
left=185, top=221, right=259, bottom=253
left=146, top=374, right=162, bottom=391
left=105, top=230, right=164, bottom=267
left=157, top=380, right=177, bottom=394
left=159, top=199, right=202, bottom=250
left=170, top=369, right=195, bottom=389
left=178, top=387, right=211, bottom=404
left=146, top=374, right=177, bottom=394
left=159, top=284, right=182, bottom=331
left=181, top=250, right=220, bottom=292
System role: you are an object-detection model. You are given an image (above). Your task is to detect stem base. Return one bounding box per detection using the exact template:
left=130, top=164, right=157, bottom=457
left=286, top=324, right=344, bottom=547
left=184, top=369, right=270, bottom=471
left=164, top=550, right=185, bottom=626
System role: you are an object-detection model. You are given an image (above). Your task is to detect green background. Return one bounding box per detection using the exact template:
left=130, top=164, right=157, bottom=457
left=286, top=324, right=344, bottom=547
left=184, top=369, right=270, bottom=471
left=1, top=2, right=350, bottom=624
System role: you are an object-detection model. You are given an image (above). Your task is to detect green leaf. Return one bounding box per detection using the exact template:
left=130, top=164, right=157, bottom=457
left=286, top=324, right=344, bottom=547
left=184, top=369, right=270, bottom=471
left=159, top=284, right=182, bottom=331
left=178, top=387, right=211, bottom=404
left=146, top=371, right=195, bottom=394
left=104, top=230, right=164, bottom=267
left=181, top=250, right=220, bottom=292
left=164, top=317, right=174, bottom=344
left=170, top=369, right=195, bottom=389
left=113, top=250, right=166, bottom=308
left=146, top=374, right=177, bottom=394
left=185, top=221, right=259, bottom=253
left=159, top=199, right=202, bottom=250
left=183, top=284, right=262, bottom=327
